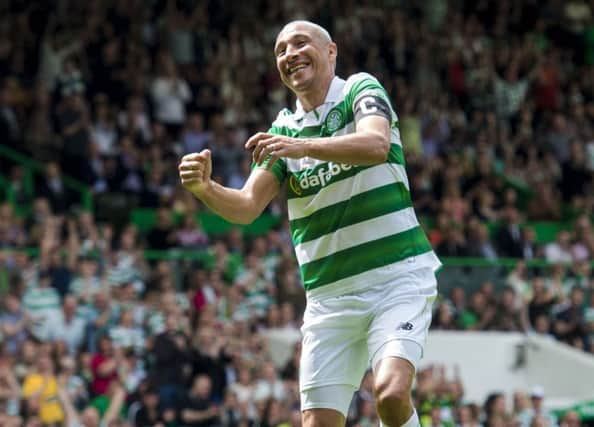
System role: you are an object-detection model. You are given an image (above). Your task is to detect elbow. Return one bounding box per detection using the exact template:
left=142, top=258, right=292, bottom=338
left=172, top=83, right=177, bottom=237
left=234, top=215, right=256, bottom=226
left=229, top=207, right=259, bottom=225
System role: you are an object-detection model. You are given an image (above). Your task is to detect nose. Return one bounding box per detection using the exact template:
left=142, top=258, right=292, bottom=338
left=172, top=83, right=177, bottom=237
left=285, top=44, right=299, bottom=59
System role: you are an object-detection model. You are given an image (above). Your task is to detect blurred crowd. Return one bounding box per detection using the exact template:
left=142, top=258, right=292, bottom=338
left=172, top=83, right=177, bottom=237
left=432, top=260, right=594, bottom=354
left=1, top=0, right=594, bottom=426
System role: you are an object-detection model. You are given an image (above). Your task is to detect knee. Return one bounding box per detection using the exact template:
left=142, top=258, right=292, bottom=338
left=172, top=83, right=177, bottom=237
left=374, top=377, right=411, bottom=409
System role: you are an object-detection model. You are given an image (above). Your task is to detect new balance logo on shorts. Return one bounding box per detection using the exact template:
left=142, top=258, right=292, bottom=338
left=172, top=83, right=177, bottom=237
left=397, top=322, right=414, bottom=331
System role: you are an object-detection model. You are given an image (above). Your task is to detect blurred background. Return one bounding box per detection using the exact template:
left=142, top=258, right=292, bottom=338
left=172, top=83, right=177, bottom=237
left=0, top=0, right=594, bottom=426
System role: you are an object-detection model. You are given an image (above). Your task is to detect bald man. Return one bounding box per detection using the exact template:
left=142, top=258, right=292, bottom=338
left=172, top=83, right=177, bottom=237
left=179, top=21, right=440, bottom=427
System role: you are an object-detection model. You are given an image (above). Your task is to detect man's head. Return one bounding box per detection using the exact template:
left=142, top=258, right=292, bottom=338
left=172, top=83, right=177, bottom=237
left=62, top=295, right=77, bottom=318
left=274, top=21, right=337, bottom=96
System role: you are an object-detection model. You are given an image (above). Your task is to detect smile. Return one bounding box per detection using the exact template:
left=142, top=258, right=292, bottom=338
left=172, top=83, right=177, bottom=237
left=287, top=63, right=309, bottom=75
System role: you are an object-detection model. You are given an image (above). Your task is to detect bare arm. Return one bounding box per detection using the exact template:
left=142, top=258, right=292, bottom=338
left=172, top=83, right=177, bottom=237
left=246, top=115, right=391, bottom=167
left=97, top=358, right=118, bottom=377
left=181, top=406, right=219, bottom=423
left=58, top=384, right=81, bottom=425
left=179, top=150, right=280, bottom=224
left=103, top=385, right=126, bottom=425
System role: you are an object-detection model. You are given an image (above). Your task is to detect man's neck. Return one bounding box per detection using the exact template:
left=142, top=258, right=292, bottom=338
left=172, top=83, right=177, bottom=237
left=296, top=74, right=334, bottom=112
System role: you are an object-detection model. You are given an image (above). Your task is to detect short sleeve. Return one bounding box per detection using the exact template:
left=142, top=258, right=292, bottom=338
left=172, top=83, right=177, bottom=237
left=250, top=114, right=290, bottom=185
left=344, top=73, right=397, bottom=126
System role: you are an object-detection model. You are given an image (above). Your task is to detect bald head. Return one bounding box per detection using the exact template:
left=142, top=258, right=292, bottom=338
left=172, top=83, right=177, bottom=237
left=274, top=20, right=337, bottom=108
left=276, top=20, right=332, bottom=46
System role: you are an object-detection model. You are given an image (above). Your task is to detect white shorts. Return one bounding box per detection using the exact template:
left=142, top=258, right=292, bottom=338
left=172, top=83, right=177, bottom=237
left=299, top=267, right=437, bottom=415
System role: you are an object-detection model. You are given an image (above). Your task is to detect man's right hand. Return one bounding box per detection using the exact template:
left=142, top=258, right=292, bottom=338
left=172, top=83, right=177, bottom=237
left=179, top=150, right=212, bottom=196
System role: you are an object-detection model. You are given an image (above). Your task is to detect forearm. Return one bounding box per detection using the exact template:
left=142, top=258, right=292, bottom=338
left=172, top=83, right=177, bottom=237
left=192, top=181, right=260, bottom=225
left=305, top=130, right=389, bottom=165
left=182, top=409, right=214, bottom=422
left=103, top=388, right=126, bottom=424
left=58, top=387, right=80, bottom=424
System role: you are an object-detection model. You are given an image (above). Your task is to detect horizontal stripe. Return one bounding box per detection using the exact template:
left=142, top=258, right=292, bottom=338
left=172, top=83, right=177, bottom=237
left=23, top=303, right=61, bottom=311
left=306, top=251, right=441, bottom=299
left=291, top=182, right=412, bottom=245
left=387, top=140, right=404, bottom=165
left=300, top=225, right=433, bottom=290
left=284, top=137, right=402, bottom=178
left=288, top=163, right=409, bottom=220
left=295, top=206, right=419, bottom=265
left=286, top=144, right=406, bottom=201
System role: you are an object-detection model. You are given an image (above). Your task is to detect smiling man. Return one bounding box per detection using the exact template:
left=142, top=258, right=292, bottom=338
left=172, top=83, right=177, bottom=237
left=179, top=20, right=441, bottom=427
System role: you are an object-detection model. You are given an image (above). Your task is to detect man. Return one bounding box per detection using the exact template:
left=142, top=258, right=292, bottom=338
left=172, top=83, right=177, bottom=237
left=22, top=356, right=65, bottom=425
left=179, top=20, right=440, bottom=427
left=51, top=295, right=87, bottom=354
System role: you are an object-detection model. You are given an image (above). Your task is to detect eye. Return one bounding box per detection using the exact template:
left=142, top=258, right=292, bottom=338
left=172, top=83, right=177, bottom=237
left=277, top=47, right=286, bottom=57
left=297, top=40, right=306, bottom=48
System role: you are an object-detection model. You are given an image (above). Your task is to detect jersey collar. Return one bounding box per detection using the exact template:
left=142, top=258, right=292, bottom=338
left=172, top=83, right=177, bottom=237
left=293, top=76, right=345, bottom=121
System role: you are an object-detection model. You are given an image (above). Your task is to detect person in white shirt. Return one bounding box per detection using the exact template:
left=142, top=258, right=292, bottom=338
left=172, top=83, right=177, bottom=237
left=151, top=54, right=191, bottom=137
left=253, top=361, right=286, bottom=402
left=51, top=296, right=87, bottom=355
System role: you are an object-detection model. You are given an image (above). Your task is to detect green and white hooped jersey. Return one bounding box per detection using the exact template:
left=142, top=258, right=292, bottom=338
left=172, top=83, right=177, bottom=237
left=258, top=73, right=441, bottom=296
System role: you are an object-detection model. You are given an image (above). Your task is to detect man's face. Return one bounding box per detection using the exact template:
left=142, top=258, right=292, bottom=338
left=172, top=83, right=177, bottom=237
left=274, top=23, right=336, bottom=94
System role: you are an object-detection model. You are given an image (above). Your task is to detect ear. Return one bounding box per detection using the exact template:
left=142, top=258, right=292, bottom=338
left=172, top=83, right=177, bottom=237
left=328, top=42, right=337, bottom=62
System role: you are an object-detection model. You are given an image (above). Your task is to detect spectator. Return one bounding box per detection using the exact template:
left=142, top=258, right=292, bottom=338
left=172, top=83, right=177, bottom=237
left=38, top=162, right=73, bottom=215
left=465, top=220, right=498, bottom=260
left=171, top=214, right=209, bottom=249
left=0, top=82, right=21, bottom=149
left=0, top=293, right=28, bottom=356
left=458, top=291, right=496, bottom=331
left=0, top=356, right=20, bottom=421
left=22, top=269, right=61, bottom=342
left=117, top=96, right=152, bottom=144
left=182, top=112, right=211, bottom=155
left=152, top=313, right=192, bottom=409
left=57, top=356, right=89, bottom=411
left=56, top=92, right=91, bottom=182
left=560, top=410, right=582, bottom=427
left=495, top=207, right=524, bottom=258
left=131, top=386, right=165, bottom=426
left=90, top=335, right=121, bottom=397
left=146, top=207, right=174, bottom=250
left=151, top=54, right=191, bottom=138
left=108, top=309, right=145, bottom=355
left=52, top=295, right=87, bottom=355
left=545, top=231, right=574, bottom=264
left=517, top=387, right=558, bottom=427
left=90, top=95, right=118, bottom=156
left=1, top=2, right=594, bottom=425
left=179, top=374, right=221, bottom=427
left=553, top=286, right=587, bottom=347
left=69, top=255, right=103, bottom=304
left=492, top=286, right=527, bottom=332
left=431, top=302, right=457, bottom=330
left=528, top=277, right=560, bottom=328
left=192, top=324, right=230, bottom=403
left=21, top=355, right=64, bottom=425
left=253, top=361, right=286, bottom=403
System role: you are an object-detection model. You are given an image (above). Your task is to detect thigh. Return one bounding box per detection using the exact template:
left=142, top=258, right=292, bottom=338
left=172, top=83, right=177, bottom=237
left=367, top=268, right=437, bottom=370
left=301, top=384, right=355, bottom=424
left=300, top=295, right=370, bottom=393
left=302, top=408, right=345, bottom=427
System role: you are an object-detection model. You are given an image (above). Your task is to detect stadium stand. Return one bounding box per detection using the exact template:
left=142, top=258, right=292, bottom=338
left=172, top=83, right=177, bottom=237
left=0, top=0, right=593, bottom=426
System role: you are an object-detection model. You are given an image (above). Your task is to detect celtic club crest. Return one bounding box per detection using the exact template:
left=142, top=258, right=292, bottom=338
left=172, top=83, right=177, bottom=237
left=325, top=109, right=343, bottom=133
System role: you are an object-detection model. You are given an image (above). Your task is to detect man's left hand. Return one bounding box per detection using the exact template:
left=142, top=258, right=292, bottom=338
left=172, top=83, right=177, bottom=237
left=245, top=133, right=308, bottom=169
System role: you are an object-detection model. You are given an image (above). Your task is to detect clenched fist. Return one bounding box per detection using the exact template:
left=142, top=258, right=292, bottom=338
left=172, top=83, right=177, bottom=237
left=178, top=150, right=212, bottom=195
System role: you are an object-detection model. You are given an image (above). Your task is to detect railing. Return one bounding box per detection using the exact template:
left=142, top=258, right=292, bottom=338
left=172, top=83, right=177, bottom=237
left=0, top=144, right=93, bottom=212
left=6, top=244, right=589, bottom=293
